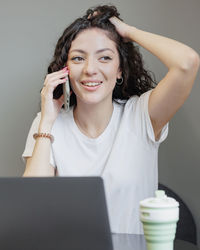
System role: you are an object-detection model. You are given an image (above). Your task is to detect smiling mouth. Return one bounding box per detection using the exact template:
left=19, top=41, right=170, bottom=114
left=81, top=82, right=103, bottom=87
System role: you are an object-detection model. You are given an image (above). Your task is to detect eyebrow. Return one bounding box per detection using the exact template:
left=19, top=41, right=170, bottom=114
left=69, top=48, right=115, bottom=54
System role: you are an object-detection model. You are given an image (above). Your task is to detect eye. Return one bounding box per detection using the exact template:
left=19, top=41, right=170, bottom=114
left=99, top=56, right=112, bottom=62
left=71, top=56, right=84, bottom=62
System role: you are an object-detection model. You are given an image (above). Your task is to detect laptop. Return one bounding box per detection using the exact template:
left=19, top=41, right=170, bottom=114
left=0, top=177, right=113, bottom=250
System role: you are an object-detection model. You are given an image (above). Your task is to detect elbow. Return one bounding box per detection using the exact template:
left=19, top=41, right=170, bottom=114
left=180, top=50, right=200, bottom=72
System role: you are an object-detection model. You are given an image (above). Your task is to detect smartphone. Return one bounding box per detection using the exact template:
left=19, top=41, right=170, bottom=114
left=63, top=75, right=70, bottom=112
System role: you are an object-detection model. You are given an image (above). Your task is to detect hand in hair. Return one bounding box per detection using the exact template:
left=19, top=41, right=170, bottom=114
left=86, top=5, right=131, bottom=42
left=88, top=10, right=132, bottom=43
left=109, top=16, right=133, bottom=43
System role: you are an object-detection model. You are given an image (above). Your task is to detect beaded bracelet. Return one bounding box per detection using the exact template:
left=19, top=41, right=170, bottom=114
left=33, top=133, right=54, bottom=143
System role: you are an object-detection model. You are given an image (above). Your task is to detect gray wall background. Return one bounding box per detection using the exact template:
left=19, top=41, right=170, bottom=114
left=0, top=0, right=199, bottom=245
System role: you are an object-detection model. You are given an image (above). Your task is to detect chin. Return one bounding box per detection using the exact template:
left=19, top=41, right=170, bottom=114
left=82, top=98, right=104, bottom=105
left=78, top=94, right=109, bottom=106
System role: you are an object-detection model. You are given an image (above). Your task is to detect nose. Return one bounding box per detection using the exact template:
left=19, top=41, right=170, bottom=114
left=83, top=57, right=97, bottom=75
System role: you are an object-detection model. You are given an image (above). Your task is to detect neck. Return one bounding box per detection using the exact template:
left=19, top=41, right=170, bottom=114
left=73, top=99, right=114, bottom=138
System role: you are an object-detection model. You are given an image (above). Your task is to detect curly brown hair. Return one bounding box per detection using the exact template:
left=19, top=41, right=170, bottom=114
left=47, top=5, right=156, bottom=107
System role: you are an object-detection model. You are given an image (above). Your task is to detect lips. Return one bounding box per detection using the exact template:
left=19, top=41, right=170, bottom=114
left=80, top=80, right=103, bottom=90
left=81, top=80, right=103, bottom=85
left=82, top=83, right=101, bottom=91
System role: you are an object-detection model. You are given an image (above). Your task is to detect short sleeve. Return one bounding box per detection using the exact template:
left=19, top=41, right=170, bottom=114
left=125, top=89, right=168, bottom=144
left=22, top=112, right=56, bottom=167
left=141, top=90, right=168, bottom=143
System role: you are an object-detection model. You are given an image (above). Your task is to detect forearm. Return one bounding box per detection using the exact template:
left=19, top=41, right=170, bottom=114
left=127, top=26, right=199, bottom=70
left=23, top=122, right=54, bottom=177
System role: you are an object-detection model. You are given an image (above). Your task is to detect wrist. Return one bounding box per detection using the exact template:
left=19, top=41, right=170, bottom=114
left=126, top=26, right=138, bottom=41
left=38, top=120, right=53, bottom=133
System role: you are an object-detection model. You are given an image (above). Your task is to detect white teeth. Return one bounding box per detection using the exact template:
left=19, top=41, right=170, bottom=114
left=82, top=82, right=102, bottom=87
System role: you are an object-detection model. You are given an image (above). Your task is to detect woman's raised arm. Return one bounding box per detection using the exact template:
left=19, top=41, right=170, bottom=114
left=110, top=17, right=200, bottom=139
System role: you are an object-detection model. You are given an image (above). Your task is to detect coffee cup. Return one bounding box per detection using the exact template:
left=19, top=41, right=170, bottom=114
left=140, top=190, right=179, bottom=250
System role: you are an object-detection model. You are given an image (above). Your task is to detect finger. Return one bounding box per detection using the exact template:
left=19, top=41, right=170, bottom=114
left=49, top=67, right=69, bottom=77
left=92, top=11, right=98, bottom=16
left=109, top=16, right=119, bottom=25
left=43, top=77, right=67, bottom=91
left=87, top=11, right=98, bottom=19
left=55, top=71, right=69, bottom=79
left=50, top=72, right=69, bottom=83
left=45, top=71, right=69, bottom=85
left=46, top=67, right=69, bottom=78
left=52, top=77, right=68, bottom=87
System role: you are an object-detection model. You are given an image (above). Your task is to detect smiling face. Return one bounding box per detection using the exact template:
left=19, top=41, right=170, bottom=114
left=67, top=28, right=122, bottom=106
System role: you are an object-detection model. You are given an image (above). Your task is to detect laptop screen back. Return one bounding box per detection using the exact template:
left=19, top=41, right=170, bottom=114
left=0, top=177, right=113, bottom=250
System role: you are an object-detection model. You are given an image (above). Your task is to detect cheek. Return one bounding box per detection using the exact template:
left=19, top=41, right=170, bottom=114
left=107, top=58, right=120, bottom=75
left=67, top=64, right=80, bottom=81
left=103, top=65, right=119, bottom=80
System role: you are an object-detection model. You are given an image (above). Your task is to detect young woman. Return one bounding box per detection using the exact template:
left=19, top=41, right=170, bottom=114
left=22, top=5, right=199, bottom=234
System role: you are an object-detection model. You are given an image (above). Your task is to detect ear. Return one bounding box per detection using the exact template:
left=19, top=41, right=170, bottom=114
left=117, top=69, right=122, bottom=79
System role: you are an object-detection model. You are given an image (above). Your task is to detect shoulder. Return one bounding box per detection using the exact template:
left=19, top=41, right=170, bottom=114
left=115, top=90, right=153, bottom=113
left=113, top=90, right=154, bottom=134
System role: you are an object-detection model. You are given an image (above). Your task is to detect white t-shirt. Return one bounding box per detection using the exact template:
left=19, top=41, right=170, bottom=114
left=22, top=89, right=168, bottom=234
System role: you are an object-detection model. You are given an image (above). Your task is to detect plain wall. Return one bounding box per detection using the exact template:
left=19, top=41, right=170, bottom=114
left=0, top=0, right=199, bottom=245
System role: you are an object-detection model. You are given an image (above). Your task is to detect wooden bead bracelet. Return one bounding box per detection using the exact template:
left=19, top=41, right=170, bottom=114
left=33, top=133, right=54, bottom=143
